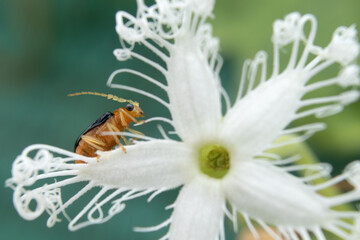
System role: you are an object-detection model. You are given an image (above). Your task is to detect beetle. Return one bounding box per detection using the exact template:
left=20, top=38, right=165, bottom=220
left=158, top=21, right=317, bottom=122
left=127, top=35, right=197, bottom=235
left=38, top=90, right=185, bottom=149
left=68, top=92, right=144, bottom=163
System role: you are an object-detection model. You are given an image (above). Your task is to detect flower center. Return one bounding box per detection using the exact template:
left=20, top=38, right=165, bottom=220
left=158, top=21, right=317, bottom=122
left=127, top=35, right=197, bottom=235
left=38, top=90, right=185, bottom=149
left=199, top=144, right=230, bottom=179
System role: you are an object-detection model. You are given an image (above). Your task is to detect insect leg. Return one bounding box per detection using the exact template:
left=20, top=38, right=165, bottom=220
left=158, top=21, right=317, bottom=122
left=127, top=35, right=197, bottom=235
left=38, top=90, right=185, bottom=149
left=106, top=123, right=121, bottom=145
left=127, top=127, right=145, bottom=136
left=121, top=135, right=130, bottom=145
left=81, top=135, right=106, bottom=151
left=125, top=128, right=146, bottom=144
left=106, top=122, right=127, bottom=153
left=119, top=110, right=128, bottom=127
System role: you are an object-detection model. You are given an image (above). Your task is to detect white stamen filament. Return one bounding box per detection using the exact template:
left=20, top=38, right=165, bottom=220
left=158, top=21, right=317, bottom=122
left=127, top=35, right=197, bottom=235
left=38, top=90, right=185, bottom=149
left=243, top=213, right=259, bottom=239
left=108, top=83, right=170, bottom=108
left=108, top=68, right=168, bottom=90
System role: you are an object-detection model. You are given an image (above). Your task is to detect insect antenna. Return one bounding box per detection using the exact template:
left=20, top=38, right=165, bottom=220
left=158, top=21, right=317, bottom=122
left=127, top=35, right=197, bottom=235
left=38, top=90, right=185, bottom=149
left=68, top=91, right=128, bottom=103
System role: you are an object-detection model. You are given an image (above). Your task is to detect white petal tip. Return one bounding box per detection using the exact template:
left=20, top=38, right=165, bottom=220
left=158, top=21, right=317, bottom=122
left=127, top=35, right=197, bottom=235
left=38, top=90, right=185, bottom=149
left=272, top=12, right=302, bottom=46
left=324, top=25, right=360, bottom=65
left=338, top=65, right=360, bottom=87
left=113, top=48, right=131, bottom=61
left=344, top=160, right=360, bottom=187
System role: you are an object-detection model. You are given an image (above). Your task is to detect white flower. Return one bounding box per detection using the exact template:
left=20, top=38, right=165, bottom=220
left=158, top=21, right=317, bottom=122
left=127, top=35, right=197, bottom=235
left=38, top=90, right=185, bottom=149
left=6, top=0, right=360, bottom=240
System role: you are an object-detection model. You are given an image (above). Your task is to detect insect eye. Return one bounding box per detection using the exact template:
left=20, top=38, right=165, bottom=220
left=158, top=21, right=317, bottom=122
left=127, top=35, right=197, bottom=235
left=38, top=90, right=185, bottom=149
left=125, top=104, right=134, bottom=111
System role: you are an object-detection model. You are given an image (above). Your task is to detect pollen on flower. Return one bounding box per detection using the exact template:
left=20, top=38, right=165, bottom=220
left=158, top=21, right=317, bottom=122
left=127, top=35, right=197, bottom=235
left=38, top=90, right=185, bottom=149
left=198, top=144, right=230, bottom=179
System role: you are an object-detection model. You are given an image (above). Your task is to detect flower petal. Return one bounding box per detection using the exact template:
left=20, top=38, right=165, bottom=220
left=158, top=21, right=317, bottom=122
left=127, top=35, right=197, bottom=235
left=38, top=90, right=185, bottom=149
left=80, top=140, right=197, bottom=189
left=168, top=177, right=225, bottom=240
left=166, top=37, right=222, bottom=143
left=113, top=0, right=223, bottom=143
left=221, top=13, right=360, bottom=161
left=223, top=160, right=331, bottom=227
left=221, top=73, right=302, bottom=158
left=6, top=141, right=197, bottom=230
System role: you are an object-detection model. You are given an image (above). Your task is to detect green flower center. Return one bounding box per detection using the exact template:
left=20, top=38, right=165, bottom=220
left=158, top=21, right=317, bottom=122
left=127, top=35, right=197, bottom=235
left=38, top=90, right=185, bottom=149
left=198, top=144, right=230, bottom=179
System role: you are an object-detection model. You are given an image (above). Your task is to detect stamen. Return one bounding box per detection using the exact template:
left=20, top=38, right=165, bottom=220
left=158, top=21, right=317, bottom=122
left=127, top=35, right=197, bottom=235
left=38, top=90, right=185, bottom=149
left=198, top=144, right=230, bottom=179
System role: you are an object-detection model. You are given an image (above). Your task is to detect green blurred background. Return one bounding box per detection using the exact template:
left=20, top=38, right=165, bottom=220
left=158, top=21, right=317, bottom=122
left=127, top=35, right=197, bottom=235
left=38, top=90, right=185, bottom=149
left=1, top=0, right=359, bottom=239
